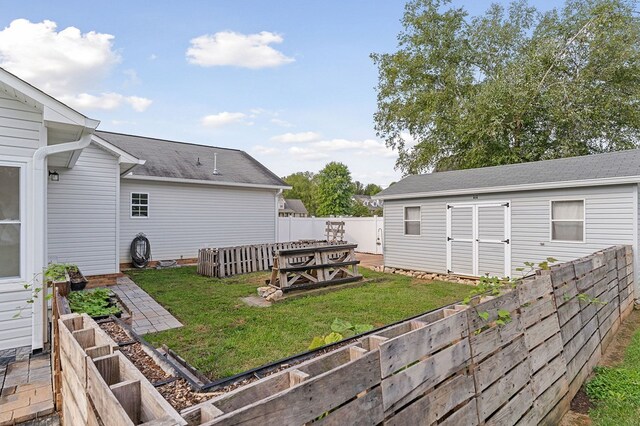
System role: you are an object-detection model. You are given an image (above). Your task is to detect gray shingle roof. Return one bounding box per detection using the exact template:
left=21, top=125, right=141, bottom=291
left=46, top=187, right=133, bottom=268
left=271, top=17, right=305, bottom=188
left=282, top=199, right=308, bottom=215
left=377, top=149, right=640, bottom=199
left=95, top=130, right=287, bottom=187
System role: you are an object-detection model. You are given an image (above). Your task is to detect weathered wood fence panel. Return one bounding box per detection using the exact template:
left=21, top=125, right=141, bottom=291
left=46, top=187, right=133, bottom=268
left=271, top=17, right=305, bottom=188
left=197, top=240, right=330, bottom=278
left=58, top=313, right=186, bottom=426
left=61, top=246, right=635, bottom=425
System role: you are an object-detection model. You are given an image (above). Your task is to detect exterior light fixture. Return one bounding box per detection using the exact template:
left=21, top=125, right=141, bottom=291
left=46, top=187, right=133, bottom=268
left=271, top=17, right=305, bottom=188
left=49, top=170, right=60, bottom=182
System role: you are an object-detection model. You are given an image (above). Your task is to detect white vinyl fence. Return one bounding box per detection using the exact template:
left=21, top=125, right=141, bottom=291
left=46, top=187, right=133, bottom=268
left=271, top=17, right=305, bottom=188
left=277, top=216, right=384, bottom=254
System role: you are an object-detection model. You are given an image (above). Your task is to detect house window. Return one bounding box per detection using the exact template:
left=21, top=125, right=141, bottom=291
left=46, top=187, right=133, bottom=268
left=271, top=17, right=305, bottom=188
left=551, top=200, right=584, bottom=242
left=131, top=193, right=149, bottom=218
left=404, top=206, right=421, bottom=235
left=0, top=166, right=21, bottom=279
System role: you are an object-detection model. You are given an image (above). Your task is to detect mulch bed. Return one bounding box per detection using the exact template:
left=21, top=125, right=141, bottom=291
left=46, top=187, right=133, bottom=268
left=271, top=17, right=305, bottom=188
left=99, top=321, right=131, bottom=343
left=119, top=343, right=173, bottom=383
left=156, top=379, right=223, bottom=412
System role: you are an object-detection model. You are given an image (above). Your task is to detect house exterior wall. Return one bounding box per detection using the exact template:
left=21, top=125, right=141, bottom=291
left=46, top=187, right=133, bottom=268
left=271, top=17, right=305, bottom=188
left=47, top=142, right=119, bottom=276
left=383, top=184, right=637, bottom=278
left=0, top=91, right=43, bottom=350
left=119, top=179, right=277, bottom=263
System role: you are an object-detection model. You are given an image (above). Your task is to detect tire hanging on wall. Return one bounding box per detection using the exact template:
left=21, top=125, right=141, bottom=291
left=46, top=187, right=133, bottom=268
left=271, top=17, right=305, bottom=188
left=131, top=233, right=151, bottom=268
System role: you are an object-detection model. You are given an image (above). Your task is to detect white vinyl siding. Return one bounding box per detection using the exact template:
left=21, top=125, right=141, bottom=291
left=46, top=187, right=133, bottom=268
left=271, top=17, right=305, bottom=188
left=384, top=185, right=636, bottom=276
left=119, top=180, right=277, bottom=262
left=0, top=95, right=43, bottom=350
left=47, top=142, right=119, bottom=276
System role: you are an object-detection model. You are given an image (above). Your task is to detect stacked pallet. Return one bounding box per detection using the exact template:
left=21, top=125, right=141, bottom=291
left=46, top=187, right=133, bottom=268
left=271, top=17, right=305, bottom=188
left=197, top=240, right=330, bottom=278
left=58, top=313, right=185, bottom=425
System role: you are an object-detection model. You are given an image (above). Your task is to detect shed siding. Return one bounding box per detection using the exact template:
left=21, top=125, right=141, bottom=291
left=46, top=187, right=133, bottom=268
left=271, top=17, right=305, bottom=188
left=47, top=143, right=119, bottom=276
left=384, top=185, right=636, bottom=276
left=119, top=180, right=277, bottom=263
left=0, top=93, right=43, bottom=350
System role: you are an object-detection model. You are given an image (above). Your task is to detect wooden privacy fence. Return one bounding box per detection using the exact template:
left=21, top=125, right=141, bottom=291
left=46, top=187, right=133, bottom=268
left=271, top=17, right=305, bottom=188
left=197, top=240, right=333, bottom=278
left=59, top=246, right=635, bottom=425
left=270, top=243, right=362, bottom=291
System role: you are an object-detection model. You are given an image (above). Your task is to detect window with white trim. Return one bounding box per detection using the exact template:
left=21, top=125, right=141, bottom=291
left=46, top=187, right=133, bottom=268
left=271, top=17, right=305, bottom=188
left=0, top=166, right=20, bottom=278
left=131, top=193, right=149, bottom=218
left=551, top=200, right=584, bottom=242
left=404, top=206, right=421, bottom=235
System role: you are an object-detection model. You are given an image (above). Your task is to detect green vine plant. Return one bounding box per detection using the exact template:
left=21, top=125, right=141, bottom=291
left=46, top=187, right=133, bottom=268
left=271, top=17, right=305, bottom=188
left=13, top=263, right=78, bottom=319
left=309, top=318, right=374, bottom=350
left=463, top=258, right=558, bottom=330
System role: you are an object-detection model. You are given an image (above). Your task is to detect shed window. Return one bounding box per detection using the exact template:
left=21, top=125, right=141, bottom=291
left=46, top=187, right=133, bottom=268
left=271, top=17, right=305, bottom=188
left=551, top=200, right=584, bottom=242
left=131, top=193, right=149, bottom=218
left=404, top=206, right=421, bottom=235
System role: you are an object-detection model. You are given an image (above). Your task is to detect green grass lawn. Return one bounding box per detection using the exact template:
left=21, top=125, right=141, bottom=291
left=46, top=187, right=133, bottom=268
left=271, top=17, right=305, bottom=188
left=127, top=266, right=473, bottom=380
left=586, top=314, right=640, bottom=426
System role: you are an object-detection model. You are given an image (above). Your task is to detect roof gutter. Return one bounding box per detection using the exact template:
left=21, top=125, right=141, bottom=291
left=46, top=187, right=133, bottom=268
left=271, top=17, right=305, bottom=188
left=122, top=174, right=292, bottom=190
left=374, top=175, right=640, bottom=201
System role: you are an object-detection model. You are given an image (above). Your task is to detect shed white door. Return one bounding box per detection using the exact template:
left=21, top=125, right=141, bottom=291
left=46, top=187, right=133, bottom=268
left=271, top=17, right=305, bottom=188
left=446, top=202, right=511, bottom=277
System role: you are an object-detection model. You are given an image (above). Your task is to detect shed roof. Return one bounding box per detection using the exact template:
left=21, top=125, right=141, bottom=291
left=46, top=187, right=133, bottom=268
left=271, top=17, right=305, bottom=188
left=377, top=148, right=640, bottom=200
left=95, top=130, right=288, bottom=188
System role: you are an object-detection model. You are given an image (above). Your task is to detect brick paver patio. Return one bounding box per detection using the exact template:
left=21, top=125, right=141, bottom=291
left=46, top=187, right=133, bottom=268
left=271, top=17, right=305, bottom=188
left=111, top=276, right=182, bottom=335
left=0, top=349, right=56, bottom=425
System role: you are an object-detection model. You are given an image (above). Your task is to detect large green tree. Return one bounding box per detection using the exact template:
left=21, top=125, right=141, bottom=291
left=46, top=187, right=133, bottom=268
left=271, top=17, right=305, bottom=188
left=282, top=171, right=317, bottom=216
left=315, top=162, right=354, bottom=216
left=372, top=0, right=640, bottom=174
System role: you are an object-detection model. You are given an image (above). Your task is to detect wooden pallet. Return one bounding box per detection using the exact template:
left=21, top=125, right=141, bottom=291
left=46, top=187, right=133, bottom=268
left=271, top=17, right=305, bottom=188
left=270, top=243, right=362, bottom=292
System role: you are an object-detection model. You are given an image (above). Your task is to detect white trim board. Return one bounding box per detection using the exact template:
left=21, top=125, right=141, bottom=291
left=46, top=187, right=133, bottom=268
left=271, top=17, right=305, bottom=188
left=122, top=174, right=291, bottom=190
left=375, top=176, right=640, bottom=201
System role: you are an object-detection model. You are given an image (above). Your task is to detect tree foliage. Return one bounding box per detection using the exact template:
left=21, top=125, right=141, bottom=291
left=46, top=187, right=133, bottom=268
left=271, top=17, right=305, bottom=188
left=372, top=0, right=640, bottom=174
left=282, top=171, right=317, bottom=216
left=315, top=162, right=355, bottom=216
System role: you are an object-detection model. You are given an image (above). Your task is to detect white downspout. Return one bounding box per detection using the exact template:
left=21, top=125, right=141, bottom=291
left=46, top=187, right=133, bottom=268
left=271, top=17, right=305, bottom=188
left=30, top=131, right=92, bottom=350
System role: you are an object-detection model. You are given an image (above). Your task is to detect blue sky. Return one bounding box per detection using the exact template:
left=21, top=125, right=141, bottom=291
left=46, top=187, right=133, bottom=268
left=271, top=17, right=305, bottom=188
left=0, top=0, right=559, bottom=185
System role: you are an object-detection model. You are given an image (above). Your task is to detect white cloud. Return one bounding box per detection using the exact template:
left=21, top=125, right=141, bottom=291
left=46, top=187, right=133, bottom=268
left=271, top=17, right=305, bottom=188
left=270, top=131, right=321, bottom=143
left=58, top=93, right=152, bottom=112
left=311, top=139, right=396, bottom=158
left=126, top=96, right=153, bottom=112
left=186, top=31, right=294, bottom=69
left=288, top=146, right=330, bottom=161
left=149, top=53, right=157, bottom=60
left=201, top=111, right=248, bottom=127
left=251, top=145, right=278, bottom=156
left=270, top=118, right=293, bottom=128
left=0, top=19, right=151, bottom=112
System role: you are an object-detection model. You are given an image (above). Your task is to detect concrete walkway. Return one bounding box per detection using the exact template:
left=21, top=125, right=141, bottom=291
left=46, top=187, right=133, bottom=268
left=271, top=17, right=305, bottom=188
left=356, top=253, right=384, bottom=269
left=0, top=350, right=56, bottom=425
left=111, top=276, right=182, bottom=335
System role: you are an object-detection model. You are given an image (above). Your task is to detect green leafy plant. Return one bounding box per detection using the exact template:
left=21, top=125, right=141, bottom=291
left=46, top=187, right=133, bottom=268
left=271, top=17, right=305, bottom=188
left=14, top=263, right=79, bottom=318
left=68, top=288, right=120, bottom=317
left=464, top=258, right=557, bottom=329
left=309, top=318, right=374, bottom=350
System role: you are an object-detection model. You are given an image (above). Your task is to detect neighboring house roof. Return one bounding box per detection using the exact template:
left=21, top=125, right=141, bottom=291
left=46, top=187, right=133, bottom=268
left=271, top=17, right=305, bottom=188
left=280, top=198, right=308, bottom=215
left=95, top=130, right=289, bottom=189
left=376, top=149, right=640, bottom=200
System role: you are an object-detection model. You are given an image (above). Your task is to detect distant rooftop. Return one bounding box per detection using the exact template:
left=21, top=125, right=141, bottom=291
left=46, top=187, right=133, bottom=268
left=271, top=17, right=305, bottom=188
left=95, top=130, right=287, bottom=188
left=377, top=149, right=640, bottom=199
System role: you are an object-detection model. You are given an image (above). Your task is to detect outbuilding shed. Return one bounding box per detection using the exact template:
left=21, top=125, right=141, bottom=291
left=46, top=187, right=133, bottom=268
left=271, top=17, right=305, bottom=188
left=375, top=151, right=640, bottom=285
